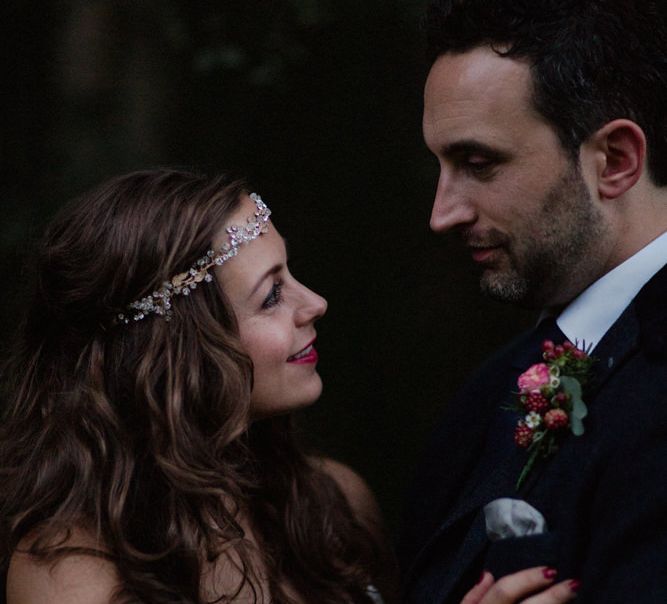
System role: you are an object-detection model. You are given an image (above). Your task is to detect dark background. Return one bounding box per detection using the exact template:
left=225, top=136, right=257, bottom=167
left=2, top=0, right=534, bottom=534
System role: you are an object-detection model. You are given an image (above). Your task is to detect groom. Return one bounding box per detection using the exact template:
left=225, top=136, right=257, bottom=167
left=399, top=1, right=667, bottom=602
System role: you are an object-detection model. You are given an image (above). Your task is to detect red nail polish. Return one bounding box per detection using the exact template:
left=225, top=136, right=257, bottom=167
left=568, top=579, right=581, bottom=592
left=543, top=567, right=558, bottom=580
left=478, top=571, right=486, bottom=583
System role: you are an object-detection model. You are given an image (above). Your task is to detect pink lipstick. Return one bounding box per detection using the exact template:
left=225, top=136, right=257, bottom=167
left=287, top=340, right=319, bottom=364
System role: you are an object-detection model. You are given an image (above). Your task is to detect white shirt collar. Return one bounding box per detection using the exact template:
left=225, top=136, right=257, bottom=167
left=556, top=231, right=667, bottom=351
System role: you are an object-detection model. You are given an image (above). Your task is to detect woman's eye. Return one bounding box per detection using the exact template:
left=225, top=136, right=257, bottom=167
left=262, top=281, right=283, bottom=309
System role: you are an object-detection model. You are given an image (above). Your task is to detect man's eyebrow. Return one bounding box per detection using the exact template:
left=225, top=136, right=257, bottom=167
left=440, top=140, right=510, bottom=160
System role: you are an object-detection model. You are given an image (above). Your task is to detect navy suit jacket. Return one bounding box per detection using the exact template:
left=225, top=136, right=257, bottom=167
left=399, top=262, right=667, bottom=603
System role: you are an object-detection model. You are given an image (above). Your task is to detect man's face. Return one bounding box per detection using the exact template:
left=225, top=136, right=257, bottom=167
left=423, top=47, right=609, bottom=308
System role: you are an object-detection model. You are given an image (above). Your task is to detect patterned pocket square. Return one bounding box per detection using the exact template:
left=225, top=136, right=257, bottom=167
left=484, top=497, right=547, bottom=541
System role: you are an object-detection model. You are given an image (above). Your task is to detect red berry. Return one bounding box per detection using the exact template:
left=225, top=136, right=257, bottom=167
left=542, top=340, right=555, bottom=352
left=563, top=341, right=575, bottom=351
left=514, top=423, right=534, bottom=448
left=553, top=392, right=569, bottom=406
left=544, top=408, right=569, bottom=430
left=524, top=392, right=550, bottom=413
left=554, top=345, right=565, bottom=356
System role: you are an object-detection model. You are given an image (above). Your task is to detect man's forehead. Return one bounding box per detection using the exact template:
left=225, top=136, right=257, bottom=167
left=425, top=48, right=532, bottom=110
left=423, top=47, right=536, bottom=145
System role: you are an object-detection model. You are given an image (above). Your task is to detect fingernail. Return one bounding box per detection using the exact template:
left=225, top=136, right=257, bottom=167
left=478, top=571, right=486, bottom=583
left=543, top=567, right=558, bottom=580
left=568, top=579, right=581, bottom=592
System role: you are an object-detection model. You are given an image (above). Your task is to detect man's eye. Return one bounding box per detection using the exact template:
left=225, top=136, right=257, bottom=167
left=262, top=281, right=283, bottom=309
left=464, top=158, right=495, bottom=175
left=468, top=159, right=491, bottom=169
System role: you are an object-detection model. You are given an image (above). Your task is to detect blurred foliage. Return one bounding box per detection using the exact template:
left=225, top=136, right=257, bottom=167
left=2, top=0, right=534, bottom=532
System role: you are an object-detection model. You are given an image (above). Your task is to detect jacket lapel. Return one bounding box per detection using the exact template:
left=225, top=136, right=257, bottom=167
left=589, top=306, right=640, bottom=392
left=590, top=261, right=667, bottom=390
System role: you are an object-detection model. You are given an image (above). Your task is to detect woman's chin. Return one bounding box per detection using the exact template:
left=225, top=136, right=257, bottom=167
left=250, top=378, right=323, bottom=419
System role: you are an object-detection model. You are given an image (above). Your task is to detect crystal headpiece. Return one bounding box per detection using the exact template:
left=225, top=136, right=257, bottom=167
left=118, top=193, right=271, bottom=324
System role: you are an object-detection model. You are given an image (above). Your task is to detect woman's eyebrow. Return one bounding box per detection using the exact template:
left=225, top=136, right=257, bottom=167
left=248, top=263, right=282, bottom=299
left=246, top=236, right=289, bottom=299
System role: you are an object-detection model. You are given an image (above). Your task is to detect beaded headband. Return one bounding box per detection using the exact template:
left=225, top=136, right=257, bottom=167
left=118, top=193, right=271, bottom=324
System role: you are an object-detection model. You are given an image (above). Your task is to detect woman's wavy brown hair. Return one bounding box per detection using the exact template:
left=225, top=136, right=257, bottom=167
left=0, top=169, right=381, bottom=603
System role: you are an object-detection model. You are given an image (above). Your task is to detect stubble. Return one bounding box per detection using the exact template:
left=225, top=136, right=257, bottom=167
left=480, top=163, right=608, bottom=308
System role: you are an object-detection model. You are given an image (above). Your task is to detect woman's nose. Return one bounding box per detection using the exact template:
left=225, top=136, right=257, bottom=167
left=296, top=283, right=327, bottom=325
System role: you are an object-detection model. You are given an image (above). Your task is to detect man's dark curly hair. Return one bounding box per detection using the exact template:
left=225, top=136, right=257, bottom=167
left=426, top=0, right=667, bottom=185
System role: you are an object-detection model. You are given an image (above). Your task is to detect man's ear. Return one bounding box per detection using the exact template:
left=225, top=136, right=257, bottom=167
left=590, top=119, right=646, bottom=200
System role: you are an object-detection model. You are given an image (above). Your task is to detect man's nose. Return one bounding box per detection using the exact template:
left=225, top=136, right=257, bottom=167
left=429, top=173, right=477, bottom=233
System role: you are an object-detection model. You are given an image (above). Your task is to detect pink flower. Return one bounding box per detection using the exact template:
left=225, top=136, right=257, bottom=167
left=517, top=363, right=551, bottom=392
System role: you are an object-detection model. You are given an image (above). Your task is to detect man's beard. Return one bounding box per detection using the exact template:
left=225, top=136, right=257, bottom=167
left=475, top=163, right=607, bottom=308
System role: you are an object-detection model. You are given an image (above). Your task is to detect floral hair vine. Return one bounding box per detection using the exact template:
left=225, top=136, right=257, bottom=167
left=117, top=193, right=271, bottom=325
left=508, top=338, right=596, bottom=490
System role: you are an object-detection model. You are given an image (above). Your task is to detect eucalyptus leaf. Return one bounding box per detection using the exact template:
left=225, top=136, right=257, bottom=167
left=560, top=376, right=587, bottom=435
left=572, top=397, right=588, bottom=420
left=561, top=377, right=588, bottom=419
left=571, top=415, right=585, bottom=436
left=560, top=375, right=582, bottom=401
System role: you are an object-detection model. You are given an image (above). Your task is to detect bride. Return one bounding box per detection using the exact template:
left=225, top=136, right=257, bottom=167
left=0, top=169, right=575, bottom=603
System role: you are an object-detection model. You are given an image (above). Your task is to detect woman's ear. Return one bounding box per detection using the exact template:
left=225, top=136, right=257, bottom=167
left=590, top=119, right=646, bottom=200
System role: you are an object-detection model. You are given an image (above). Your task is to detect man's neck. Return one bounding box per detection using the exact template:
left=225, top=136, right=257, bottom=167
left=555, top=230, right=667, bottom=350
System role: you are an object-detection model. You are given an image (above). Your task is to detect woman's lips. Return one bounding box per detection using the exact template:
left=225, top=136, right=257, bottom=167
left=287, top=341, right=318, bottom=364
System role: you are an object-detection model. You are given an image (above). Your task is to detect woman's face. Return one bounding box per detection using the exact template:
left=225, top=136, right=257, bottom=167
left=215, top=195, right=328, bottom=417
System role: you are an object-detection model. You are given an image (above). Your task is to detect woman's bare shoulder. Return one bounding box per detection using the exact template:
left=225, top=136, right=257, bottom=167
left=312, top=457, right=383, bottom=529
left=7, top=529, right=120, bottom=604
left=314, top=457, right=400, bottom=603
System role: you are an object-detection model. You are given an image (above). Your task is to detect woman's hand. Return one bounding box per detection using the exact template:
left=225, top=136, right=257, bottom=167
left=461, top=568, right=579, bottom=604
